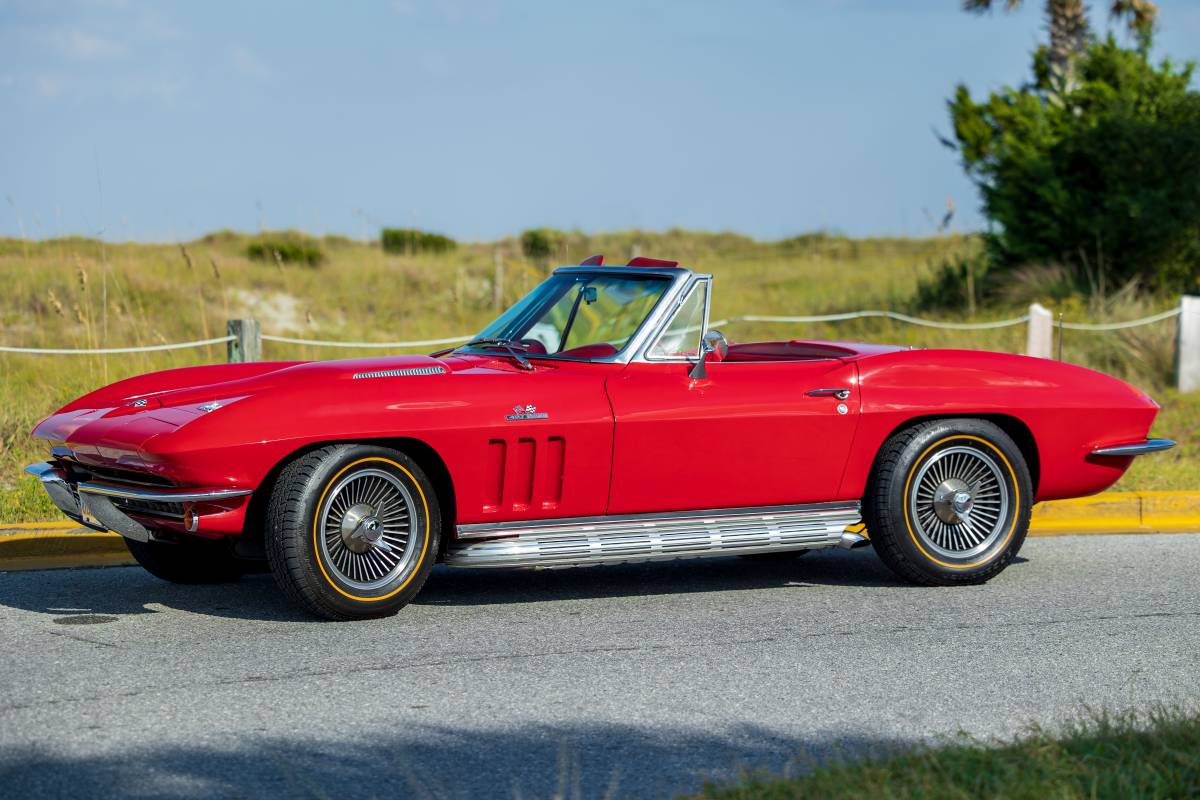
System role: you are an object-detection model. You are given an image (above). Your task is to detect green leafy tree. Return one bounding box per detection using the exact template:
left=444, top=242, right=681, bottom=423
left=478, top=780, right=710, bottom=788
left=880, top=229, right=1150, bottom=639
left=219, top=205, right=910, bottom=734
left=948, top=31, right=1200, bottom=295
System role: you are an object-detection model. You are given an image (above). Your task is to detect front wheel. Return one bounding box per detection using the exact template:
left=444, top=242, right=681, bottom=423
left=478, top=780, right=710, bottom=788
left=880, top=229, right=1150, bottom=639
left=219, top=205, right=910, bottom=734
left=863, top=419, right=1031, bottom=586
left=265, top=445, right=440, bottom=620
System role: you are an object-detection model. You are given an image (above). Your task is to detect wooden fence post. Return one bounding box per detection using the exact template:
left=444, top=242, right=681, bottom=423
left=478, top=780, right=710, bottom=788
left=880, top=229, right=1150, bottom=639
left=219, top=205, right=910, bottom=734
left=227, top=319, right=261, bottom=363
left=1177, top=296, right=1200, bottom=393
left=1026, top=303, right=1053, bottom=358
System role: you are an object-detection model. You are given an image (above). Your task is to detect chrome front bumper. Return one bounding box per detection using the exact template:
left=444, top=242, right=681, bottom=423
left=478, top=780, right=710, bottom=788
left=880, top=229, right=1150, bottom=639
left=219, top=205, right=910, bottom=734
left=24, top=461, right=252, bottom=542
left=1090, top=438, right=1176, bottom=457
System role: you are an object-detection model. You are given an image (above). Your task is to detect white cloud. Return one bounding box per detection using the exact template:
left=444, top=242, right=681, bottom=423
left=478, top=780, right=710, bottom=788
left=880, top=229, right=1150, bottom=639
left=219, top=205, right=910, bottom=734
left=46, top=28, right=128, bottom=60
left=229, top=45, right=272, bottom=82
left=32, top=74, right=64, bottom=98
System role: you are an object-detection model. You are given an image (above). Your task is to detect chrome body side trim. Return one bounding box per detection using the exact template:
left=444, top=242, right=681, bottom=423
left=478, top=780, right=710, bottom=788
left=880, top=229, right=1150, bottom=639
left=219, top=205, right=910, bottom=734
left=76, top=483, right=253, bottom=503
left=1090, top=438, right=1176, bottom=457
left=447, top=502, right=862, bottom=568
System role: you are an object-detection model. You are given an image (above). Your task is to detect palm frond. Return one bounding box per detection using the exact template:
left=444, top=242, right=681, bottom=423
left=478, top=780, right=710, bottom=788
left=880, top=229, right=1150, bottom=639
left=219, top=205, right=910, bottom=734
left=963, top=0, right=1024, bottom=14
left=1110, top=0, right=1158, bottom=35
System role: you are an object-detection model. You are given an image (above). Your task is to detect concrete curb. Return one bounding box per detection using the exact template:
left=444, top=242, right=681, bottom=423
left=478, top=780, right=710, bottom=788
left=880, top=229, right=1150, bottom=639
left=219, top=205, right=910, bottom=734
left=1030, top=491, right=1200, bottom=535
left=2, top=491, right=1198, bottom=572
left=0, top=526, right=135, bottom=571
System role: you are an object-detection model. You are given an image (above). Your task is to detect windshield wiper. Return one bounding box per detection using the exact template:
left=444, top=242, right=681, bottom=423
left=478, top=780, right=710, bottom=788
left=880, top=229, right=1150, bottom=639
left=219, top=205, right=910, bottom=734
left=458, top=338, right=535, bottom=371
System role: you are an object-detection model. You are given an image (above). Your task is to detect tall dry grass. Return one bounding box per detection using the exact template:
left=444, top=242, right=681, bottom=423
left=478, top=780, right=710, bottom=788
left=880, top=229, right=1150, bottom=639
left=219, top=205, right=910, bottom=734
left=0, top=230, right=1191, bottom=521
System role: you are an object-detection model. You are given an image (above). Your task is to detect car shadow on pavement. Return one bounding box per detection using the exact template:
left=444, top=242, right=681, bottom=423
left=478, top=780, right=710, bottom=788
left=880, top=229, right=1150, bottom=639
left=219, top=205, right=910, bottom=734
left=0, top=548, right=1027, bottom=622
left=415, top=548, right=911, bottom=607
left=0, top=566, right=314, bottom=623
left=0, top=720, right=918, bottom=799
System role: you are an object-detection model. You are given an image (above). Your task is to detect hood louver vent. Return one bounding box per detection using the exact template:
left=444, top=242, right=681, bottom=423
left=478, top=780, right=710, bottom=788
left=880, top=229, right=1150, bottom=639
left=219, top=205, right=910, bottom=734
left=352, top=366, right=446, bottom=380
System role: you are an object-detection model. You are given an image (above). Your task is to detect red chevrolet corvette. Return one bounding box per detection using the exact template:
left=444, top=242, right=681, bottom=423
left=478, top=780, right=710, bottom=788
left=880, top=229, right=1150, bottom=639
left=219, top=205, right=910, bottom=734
left=27, top=257, right=1174, bottom=619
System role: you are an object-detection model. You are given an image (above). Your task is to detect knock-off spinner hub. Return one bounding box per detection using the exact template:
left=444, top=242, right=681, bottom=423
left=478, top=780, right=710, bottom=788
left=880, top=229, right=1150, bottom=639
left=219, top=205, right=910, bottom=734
left=341, top=504, right=384, bottom=553
left=932, top=479, right=974, bottom=524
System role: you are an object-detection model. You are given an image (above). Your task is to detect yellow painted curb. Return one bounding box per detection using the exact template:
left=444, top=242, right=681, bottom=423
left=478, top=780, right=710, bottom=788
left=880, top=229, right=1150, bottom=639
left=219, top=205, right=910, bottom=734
left=0, top=529, right=133, bottom=572
left=1030, top=491, right=1200, bottom=535
left=0, top=520, right=80, bottom=532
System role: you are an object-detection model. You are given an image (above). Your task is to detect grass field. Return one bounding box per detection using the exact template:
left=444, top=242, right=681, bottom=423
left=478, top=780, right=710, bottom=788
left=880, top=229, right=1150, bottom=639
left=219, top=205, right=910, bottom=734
left=0, top=229, right=1192, bottom=522
left=690, top=707, right=1199, bottom=799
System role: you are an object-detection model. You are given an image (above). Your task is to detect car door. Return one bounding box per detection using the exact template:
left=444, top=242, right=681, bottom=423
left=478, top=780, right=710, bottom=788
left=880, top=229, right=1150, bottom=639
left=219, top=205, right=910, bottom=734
left=606, top=358, right=860, bottom=514
left=603, top=279, right=861, bottom=514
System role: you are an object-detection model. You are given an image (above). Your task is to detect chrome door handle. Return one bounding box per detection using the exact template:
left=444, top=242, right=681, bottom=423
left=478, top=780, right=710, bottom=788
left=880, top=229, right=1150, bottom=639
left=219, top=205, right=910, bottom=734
left=807, top=388, right=850, bottom=400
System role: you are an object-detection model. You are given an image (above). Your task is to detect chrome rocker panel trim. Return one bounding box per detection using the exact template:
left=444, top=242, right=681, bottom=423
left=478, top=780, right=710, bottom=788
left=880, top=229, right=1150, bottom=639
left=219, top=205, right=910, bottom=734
left=1090, top=438, right=1176, bottom=457
left=447, top=502, right=863, bottom=568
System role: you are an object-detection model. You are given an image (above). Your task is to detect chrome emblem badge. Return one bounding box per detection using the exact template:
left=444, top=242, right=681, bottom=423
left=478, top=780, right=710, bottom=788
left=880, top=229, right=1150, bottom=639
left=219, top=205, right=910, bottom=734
left=506, top=404, right=548, bottom=421
left=129, top=398, right=148, bottom=408
left=198, top=401, right=222, bottom=413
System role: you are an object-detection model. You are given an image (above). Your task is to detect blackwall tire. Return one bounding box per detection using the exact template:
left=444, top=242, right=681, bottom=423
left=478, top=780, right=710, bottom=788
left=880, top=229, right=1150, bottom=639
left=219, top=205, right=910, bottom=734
left=265, top=444, right=440, bottom=621
left=863, top=419, right=1031, bottom=586
left=125, top=536, right=244, bottom=584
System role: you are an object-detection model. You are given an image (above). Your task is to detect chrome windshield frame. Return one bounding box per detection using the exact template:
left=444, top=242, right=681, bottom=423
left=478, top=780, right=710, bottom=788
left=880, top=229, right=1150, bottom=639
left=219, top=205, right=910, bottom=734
left=459, top=266, right=700, bottom=365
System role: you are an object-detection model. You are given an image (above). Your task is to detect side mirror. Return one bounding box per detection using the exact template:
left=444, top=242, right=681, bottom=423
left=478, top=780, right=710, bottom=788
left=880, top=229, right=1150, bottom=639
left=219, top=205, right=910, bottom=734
left=689, top=330, right=729, bottom=379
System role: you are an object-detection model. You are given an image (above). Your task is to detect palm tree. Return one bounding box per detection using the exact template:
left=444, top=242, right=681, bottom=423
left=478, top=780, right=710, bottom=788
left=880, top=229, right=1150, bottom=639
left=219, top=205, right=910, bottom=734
left=962, top=0, right=1159, bottom=95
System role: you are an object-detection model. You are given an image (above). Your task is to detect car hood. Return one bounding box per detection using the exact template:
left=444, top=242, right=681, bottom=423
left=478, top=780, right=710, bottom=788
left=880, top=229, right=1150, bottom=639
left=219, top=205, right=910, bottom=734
left=32, top=355, right=460, bottom=458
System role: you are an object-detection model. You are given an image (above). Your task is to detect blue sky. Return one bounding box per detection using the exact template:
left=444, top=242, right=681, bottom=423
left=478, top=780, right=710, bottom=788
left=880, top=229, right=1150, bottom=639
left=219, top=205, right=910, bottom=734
left=2, top=0, right=1199, bottom=243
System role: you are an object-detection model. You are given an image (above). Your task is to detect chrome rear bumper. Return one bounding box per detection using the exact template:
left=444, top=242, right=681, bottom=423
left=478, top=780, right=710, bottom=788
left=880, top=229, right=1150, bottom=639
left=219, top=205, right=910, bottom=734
left=24, top=461, right=252, bottom=542
left=1090, top=438, right=1176, bottom=457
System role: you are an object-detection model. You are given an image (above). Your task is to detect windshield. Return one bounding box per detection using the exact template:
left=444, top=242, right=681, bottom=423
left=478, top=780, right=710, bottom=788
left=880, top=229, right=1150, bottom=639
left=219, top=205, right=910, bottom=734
left=463, top=272, right=672, bottom=360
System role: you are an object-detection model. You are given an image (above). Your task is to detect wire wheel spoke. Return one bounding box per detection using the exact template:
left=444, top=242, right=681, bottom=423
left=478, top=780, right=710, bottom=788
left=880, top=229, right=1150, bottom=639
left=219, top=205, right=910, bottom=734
left=909, top=444, right=1011, bottom=559
left=316, top=466, right=418, bottom=591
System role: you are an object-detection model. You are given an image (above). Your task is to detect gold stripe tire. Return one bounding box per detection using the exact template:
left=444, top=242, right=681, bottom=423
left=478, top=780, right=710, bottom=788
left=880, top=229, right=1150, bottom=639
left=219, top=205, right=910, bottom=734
left=265, top=444, right=441, bottom=621
left=863, top=419, right=1032, bottom=586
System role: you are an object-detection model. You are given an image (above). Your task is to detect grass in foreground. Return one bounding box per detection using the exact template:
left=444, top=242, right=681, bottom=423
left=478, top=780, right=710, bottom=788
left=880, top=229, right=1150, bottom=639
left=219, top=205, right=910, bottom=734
left=691, top=708, right=1200, bottom=800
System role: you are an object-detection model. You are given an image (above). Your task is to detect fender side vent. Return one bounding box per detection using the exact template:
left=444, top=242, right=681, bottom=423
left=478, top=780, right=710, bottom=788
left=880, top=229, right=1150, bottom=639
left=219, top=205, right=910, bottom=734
left=352, top=366, right=446, bottom=380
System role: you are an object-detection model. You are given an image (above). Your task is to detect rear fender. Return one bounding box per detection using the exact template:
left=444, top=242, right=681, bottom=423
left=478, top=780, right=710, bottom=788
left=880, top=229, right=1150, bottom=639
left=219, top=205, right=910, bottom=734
left=837, top=350, right=1159, bottom=503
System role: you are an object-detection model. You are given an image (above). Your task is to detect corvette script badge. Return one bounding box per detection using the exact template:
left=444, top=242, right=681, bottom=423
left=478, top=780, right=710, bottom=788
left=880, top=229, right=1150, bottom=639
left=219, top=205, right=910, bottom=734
left=506, top=404, right=548, bottom=421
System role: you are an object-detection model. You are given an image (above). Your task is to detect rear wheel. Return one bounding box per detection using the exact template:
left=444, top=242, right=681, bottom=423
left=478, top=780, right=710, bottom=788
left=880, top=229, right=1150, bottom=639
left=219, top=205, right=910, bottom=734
left=265, top=444, right=440, bottom=621
left=125, top=537, right=243, bottom=584
left=864, top=419, right=1031, bottom=586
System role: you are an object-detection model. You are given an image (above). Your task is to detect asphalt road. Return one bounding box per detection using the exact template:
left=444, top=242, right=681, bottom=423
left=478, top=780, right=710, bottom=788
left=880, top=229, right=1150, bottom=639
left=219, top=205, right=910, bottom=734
left=1, top=534, right=1198, bottom=799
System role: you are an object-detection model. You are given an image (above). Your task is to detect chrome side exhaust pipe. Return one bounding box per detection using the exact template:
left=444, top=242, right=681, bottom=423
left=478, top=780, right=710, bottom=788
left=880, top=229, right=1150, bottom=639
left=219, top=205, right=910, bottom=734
left=838, top=531, right=870, bottom=549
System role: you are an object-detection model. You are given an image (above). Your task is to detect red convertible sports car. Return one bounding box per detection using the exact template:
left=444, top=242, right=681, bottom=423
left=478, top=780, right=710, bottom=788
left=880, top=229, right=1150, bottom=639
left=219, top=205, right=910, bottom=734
left=27, top=256, right=1174, bottom=620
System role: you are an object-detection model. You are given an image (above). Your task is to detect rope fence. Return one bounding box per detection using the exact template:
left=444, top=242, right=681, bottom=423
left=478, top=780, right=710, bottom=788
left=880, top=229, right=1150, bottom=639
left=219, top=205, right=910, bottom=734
left=261, top=333, right=471, bottom=348
left=0, top=335, right=235, bottom=355
left=2, top=298, right=1198, bottom=391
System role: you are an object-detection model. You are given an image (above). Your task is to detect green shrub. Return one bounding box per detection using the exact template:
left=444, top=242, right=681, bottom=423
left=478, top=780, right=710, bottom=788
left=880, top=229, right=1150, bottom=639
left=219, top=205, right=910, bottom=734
left=520, top=228, right=567, bottom=262
left=380, top=228, right=456, bottom=255
left=913, top=253, right=990, bottom=312
left=949, top=36, right=1200, bottom=295
left=245, top=233, right=324, bottom=267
